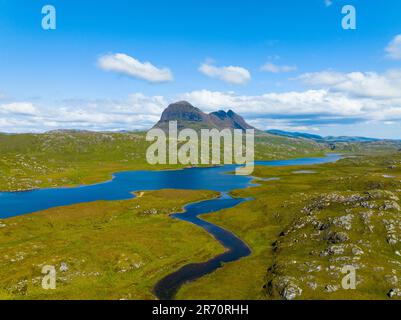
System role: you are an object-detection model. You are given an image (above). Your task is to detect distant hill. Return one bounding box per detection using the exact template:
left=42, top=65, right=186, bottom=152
left=153, top=101, right=256, bottom=131
left=267, top=130, right=325, bottom=141
left=266, top=129, right=381, bottom=143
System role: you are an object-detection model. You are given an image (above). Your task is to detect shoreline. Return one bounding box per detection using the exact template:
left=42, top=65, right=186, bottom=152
left=0, top=153, right=338, bottom=193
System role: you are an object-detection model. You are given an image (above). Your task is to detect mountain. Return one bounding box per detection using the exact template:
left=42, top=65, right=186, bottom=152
left=266, top=129, right=380, bottom=143
left=209, top=109, right=255, bottom=130
left=267, top=130, right=325, bottom=141
left=153, top=101, right=256, bottom=131
left=323, top=136, right=380, bottom=143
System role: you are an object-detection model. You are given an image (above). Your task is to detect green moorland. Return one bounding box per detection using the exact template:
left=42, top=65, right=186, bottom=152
left=2, top=131, right=401, bottom=300
left=0, top=189, right=223, bottom=299
left=176, top=153, right=401, bottom=300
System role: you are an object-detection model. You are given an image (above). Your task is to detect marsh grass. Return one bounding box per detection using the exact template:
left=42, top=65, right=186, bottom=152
left=0, top=189, right=223, bottom=299
left=177, top=154, right=401, bottom=300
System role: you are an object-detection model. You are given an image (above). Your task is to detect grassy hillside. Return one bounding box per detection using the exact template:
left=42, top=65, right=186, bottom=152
left=177, top=153, right=401, bottom=300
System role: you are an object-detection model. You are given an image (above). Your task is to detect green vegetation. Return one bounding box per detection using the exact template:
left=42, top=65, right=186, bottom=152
left=176, top=153, right=401, bottom=300
left=0, top=189, right=223, bottom=299
left=254, top=133, right=327, bottom=160
left=2, top=131, right=401, bottom=300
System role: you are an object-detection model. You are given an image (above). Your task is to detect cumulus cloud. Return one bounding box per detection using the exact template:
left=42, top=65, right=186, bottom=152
left=98, top=53, right=173, bottom=83
left=180, top=89, right=364, bottom=117
left=180, top=87, right=401, bottom=130
left=299, top=69, right=401, bottom=99
left=385, top=35, right=401, bottom=60
left=0, top=102, right=38, bottom=115
left=261, top=62, right=297, bottom=73
left=0, top=95, right=167, bottom=133
left=3, top=87, right=401, bottom=134
left=199, top=62, right=251, bottom=85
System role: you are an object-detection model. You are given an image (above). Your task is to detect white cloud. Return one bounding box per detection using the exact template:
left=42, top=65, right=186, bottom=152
left=248, top=119, right=320, bottom=133
left=180, top=87, right=401, bottom=130
left=180, top=89, right=364, bottom=118
left=98, top=53, right=173, bottom=83
left=199, top=62, right=251, bottom=85
left=299, top=69, right=401, bottom=99
left=3, top=88, right=401, bottom=134
left=324, top=0, right=333, bottom=7
left=385, top=35, right=401, bottom=60
left=0, top=102, right=38, bottom=115
left=261, top=62, right=297, bottom=73
left=3, top=68, right=401, bottom=135
left=0, top=95, right=166, bottom=133
left=126, top=93, right=167, bottom=115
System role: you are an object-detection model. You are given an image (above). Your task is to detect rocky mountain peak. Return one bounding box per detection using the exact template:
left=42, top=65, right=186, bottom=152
left=153, top=101, right=256, bottom=131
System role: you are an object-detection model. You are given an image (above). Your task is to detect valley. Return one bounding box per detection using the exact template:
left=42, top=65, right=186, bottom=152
left=1, top=102, right=401, bottom=300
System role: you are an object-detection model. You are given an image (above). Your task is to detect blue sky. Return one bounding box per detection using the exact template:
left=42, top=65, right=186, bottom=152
left=1, top=0, right=401, bottom=137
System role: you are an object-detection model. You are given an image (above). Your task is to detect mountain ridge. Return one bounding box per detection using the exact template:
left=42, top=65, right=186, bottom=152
left=266, top=129, right=386, bottom=143
left=153, top=101, right=256, bottom=131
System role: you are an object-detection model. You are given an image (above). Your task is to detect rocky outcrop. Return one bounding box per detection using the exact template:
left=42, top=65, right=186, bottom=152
left=264, top=185, right=401, bottom=300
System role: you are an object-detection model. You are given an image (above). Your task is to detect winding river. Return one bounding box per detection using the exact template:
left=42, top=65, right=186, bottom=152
left=0, top=154, right=341, bottom=299
left=154, top=192, right=252, bottom=300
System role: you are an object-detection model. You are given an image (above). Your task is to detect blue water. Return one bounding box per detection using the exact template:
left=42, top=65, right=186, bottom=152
left=0, top=154, right=341, bottom=219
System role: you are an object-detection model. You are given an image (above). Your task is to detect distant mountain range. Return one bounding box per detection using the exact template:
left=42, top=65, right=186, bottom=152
left=151, top=101, right=396, bottom=145
left=266, top=129, right=383, bottom=143
left=153, top=101, right=256, bottom=131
